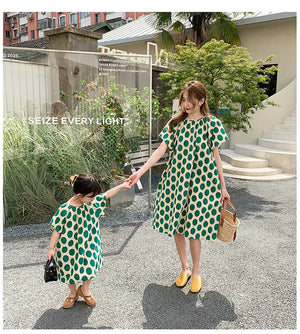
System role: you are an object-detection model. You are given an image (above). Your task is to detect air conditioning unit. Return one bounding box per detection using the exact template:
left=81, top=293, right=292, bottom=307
left=10, top=23, right=15, bottom=28
left=27, top=13, right=34, bottom=20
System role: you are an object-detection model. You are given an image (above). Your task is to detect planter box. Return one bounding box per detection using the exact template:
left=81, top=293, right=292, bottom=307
left=109, top=176, right=135, bottom=208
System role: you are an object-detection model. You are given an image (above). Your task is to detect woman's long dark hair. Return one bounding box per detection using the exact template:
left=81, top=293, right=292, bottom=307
left=168, top=80, right=210, bottom=132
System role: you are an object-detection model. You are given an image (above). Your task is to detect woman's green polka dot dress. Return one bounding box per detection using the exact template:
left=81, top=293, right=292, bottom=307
left=153, top=116, right=229, bottom=240
left=50, top=194, right=106, bottom=284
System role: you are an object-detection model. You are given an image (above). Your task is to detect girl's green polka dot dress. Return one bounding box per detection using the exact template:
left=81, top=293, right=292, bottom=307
left=50, top=194, right=106, bottom=284
left=153, top=116, right=229, bottom=240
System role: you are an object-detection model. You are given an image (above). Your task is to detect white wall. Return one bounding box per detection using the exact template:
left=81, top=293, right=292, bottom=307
left=3, top=60, right=51, bottom=117
left=238, top=17, right=296, bottom=91
left=229, top=78, right=296, bottom=148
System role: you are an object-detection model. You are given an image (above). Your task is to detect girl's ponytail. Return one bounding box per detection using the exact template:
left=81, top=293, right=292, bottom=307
left=70, top=175, right=79, bottom=186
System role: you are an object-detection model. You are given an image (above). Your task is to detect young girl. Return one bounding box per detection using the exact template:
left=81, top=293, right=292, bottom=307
left=128, top=81, right=230, bottom=293
left=47, top=173, right=131, bottom=308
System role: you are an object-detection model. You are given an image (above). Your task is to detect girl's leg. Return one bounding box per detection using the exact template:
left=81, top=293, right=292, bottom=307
left=79, top=279, right=97, bottom=306
left=68, top=283, right=77, bottom=298
left=81, top=278, right=92, bottom=295
left=174, top=233, right=190, bottom=274
left=189, top=238, right=201, bottom=278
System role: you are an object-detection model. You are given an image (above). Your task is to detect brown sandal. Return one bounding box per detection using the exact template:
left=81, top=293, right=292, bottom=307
left=77, top=285, right=97, bottom=306
left=63, top=294, right=79, bottom=309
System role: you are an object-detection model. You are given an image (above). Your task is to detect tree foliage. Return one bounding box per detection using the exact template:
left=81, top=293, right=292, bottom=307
left=159, top=39, right=278, bottom=133
left=150, top=12, right=244, bottom=49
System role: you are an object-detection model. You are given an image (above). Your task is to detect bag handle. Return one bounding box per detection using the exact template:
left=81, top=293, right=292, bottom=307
left=45, top=256, right=56, bottom=270
left=219, top=198, right=237, bottom=227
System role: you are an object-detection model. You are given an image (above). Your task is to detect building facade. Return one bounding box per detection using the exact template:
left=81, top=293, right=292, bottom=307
left=3, top=12, right=149, bottom=46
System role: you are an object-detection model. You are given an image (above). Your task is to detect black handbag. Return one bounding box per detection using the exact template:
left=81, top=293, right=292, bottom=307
left=44, top=256, right=58, bottom=282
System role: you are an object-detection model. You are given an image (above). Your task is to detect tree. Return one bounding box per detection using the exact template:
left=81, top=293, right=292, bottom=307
left=150, top=12, right=243, bottom=49
left=159, top=39, right=278, bottom=133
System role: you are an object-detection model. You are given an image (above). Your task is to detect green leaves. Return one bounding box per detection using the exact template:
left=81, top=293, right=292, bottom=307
left=160, top=39, right=278, bottom=132
left=3, top=78, right=154, bottom=225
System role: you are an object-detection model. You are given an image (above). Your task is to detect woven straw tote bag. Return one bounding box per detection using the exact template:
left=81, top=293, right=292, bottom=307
left=217, top=199, right=240, bottom=242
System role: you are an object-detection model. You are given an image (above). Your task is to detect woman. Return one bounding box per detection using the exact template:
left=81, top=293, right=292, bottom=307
left=128, top=81, right=230, bottom=293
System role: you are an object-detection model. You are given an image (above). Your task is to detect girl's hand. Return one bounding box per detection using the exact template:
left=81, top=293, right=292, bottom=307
left=47, top=248, right=55, bottom=260
left=221, top=188, right=230, bottom=203
left=122, top=180, right=131, bottom=189
left=126, top=171, right=142, bottom=186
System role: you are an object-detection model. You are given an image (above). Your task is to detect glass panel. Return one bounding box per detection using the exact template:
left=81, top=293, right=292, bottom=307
left=3, top=47, right=152, bottom=226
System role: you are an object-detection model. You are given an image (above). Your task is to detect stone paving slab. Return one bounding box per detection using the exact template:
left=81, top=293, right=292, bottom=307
left=2, top=176, right=297, bottom=330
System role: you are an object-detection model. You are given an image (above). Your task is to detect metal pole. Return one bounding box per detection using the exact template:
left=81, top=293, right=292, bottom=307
left=148, top=57, right=152, bottom=210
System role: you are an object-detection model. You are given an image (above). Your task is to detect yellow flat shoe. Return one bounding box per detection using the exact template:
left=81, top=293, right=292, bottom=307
left=190, top=277, right=202, bottom=293
left=175, top=272, right=191, bottom=287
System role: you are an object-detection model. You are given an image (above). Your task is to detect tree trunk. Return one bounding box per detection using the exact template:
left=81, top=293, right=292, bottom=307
left=191, top=13, right=214, bottom=47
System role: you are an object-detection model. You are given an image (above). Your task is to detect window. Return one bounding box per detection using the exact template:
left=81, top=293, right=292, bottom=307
left=31, top=30, right=35, bottom=39
left=95, top=13, right=100, bottom=23
left=38, top=18, right=52, bottom=30
left=59, top=15, right=66, bottom=27
left=20, top=24, right=28, bottom=34
left=52, top=18, right=56, bottom=28
left=80, top=12, right=90, bottom=19
left=70, top=13, right=77, bottom=25
left=5, top=30, right=10, bottom=39
left=259, top=64, right=278, bottom=97
left=13, top=29, right=18, bottom=39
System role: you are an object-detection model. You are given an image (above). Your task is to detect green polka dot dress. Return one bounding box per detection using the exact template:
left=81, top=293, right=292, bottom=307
left=153, top=116, right=229, bottom=240
left=50, top=194, right=106, bottom=284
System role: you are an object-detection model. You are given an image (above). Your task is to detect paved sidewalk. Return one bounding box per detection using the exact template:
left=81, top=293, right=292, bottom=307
left=2, top=175, right=297, bottom=330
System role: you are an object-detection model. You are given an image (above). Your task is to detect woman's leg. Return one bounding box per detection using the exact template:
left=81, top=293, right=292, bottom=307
left=174, top=233, right=190, bottom=274
left=189, top=238, right=201, bottom=278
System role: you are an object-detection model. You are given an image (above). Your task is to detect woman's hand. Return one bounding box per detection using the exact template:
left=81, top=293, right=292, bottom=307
left=47, top=247, right=55, bottom=260
left=221, top=187, right=230, bottom=203
left=126, top=171, right=142, bottom=186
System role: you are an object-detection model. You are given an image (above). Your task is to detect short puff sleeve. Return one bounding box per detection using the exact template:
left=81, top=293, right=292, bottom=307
left=50, top=203, right=67, bottom=233
left=208, top=117, right=229, bottom=150
left=92, top=193, right=107, bottom=218
left=159, top=121, right=174, bottom=150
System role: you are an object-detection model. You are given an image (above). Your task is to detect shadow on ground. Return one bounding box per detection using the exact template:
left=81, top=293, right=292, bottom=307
left=142, top=283, right=237, bottom=329
left=227, top=184, right=281, bottom=220
left=33, top=301, right=112, bottom=329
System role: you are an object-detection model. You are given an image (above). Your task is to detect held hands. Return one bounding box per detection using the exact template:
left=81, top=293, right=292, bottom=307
left=126, top=171, right=142, bottom=186
left=121, top=180, right=132, bottom=189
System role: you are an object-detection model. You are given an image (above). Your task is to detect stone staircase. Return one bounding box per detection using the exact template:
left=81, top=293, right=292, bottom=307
left=221, top=113, right=296, bottom=181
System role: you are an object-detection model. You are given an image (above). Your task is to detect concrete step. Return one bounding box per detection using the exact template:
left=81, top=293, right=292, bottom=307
left=222, top=161, right=283, bottom=176
left=235, top=144, right=296, bottom=174
left=220, top=149, right=268, bottom=168
left=258, top=138, right=296, bottom=151
left=223, top=172, right=296, bottom=181
left=262, top=130, right=296, bottom=141
left=283, top=116, right=296, bottom=124
left=274, top=123, right=296, bottom=133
